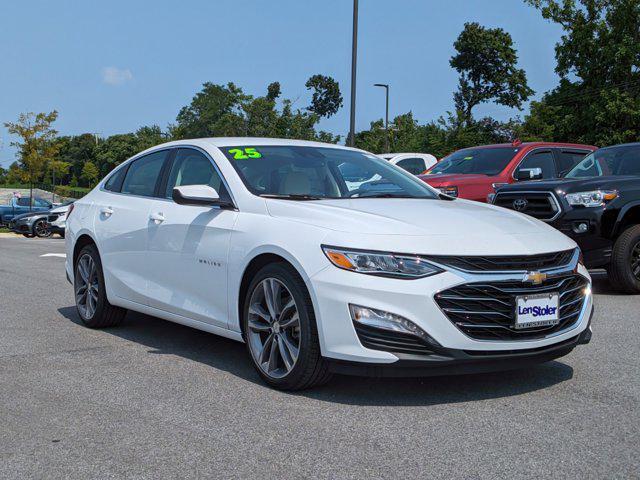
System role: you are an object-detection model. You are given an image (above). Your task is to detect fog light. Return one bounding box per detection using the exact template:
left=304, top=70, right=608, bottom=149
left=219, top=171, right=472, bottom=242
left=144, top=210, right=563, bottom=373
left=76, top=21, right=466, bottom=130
left=349, top=304, right=439, bottom=346
left=573, top=222, right=589, bottom=234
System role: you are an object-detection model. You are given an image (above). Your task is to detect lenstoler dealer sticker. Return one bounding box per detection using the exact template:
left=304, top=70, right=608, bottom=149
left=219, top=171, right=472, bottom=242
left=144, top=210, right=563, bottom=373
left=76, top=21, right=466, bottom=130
left=515, top=293, right=560, bottom=329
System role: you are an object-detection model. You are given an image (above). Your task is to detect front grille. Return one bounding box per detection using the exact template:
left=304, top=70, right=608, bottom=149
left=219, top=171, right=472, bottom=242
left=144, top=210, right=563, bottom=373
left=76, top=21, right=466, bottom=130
left=427, top=249, right=574, bottom=272
left=494, top=192, right=560, bottom=220
left=435, top=274, right=588, bottom=340
left=353, top=322, right=435, bottom=356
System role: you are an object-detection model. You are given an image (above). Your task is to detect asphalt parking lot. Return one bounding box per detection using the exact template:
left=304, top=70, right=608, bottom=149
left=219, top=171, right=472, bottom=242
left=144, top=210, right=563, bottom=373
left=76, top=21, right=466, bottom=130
left=1, top=236, right=638, bottom=479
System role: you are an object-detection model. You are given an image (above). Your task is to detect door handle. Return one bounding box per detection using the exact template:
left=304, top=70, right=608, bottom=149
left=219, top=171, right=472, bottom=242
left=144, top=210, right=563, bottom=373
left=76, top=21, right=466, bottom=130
left=149, top=212, right=165, bottom=224
left=100, top=207, right=114, bottom=217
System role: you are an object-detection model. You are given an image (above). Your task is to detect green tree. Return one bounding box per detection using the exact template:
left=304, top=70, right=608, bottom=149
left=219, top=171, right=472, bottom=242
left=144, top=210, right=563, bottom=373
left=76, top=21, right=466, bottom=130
left=305, top=74, right=343, bottom=118
left=0, top=166, right=6, bottom=184
left=451, top=23, right=534, bottom=124
left=4, top=111, right=60, bottom=207
left=81, top=161, right=99, bottom=187
left=522, top=0, right=640, bottom=144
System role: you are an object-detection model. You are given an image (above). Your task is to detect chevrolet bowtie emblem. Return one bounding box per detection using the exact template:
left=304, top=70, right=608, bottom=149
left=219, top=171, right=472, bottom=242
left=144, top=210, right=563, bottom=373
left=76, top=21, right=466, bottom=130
left=523, top=271, right=547, bottom=285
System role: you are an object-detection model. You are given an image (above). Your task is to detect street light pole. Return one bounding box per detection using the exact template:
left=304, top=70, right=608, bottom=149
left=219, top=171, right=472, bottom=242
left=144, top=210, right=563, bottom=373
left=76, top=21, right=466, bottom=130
left=348, top=0, right=358, bottom=147
left=374, top=83, right=390, bottom=152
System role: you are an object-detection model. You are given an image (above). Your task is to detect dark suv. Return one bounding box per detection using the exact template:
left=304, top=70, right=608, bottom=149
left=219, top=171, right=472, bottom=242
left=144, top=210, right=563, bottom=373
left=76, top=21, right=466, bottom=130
left=492, top=143, right=640, bottom=293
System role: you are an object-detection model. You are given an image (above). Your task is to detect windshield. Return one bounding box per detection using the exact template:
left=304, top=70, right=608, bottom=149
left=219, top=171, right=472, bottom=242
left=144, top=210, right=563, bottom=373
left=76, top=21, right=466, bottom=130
left=428, top=147, right=519, bottom=176
left=566, top=145, right=640, bottom=178
left=221, top=145, right=439, bottom=199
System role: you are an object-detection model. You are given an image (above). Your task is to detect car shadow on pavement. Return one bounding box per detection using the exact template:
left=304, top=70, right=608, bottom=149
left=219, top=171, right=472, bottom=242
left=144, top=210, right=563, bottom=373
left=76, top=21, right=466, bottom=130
left=58, top=306, right=574, bottom=407
left=589, top=270, right=625, bottom=296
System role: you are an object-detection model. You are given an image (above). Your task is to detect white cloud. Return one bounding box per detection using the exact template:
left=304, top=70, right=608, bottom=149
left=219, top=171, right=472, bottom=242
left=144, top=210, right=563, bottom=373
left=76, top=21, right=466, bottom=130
left=102, top=66, right=133, bottom=86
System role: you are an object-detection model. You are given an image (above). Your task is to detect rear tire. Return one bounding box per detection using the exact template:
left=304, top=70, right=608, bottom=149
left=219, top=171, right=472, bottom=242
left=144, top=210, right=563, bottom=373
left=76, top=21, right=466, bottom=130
left=609, top=225, right=640, bottom=294
left=74, top=244, right=127, bottom=328
left=242, top=262, right=332, bottom=390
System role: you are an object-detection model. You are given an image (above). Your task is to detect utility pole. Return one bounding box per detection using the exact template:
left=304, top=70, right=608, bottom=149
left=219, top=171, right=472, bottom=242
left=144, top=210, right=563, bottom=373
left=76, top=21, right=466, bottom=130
left=374, top=83, right=390, bottom=152
left=348, top=0, right=358, bottom=147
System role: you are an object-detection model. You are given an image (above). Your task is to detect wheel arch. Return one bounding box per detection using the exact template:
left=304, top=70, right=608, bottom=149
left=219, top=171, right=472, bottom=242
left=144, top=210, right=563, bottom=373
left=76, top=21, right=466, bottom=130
left=613, top=202, right=640, bottom=237
left=73, top=232, right=99, bottom=268
left=235, top=247, right=319, bottom=342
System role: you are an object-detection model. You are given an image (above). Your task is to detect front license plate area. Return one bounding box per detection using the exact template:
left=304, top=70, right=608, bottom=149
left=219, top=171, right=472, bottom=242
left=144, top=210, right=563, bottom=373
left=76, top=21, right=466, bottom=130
left=515, top=293, right=560, bottom=329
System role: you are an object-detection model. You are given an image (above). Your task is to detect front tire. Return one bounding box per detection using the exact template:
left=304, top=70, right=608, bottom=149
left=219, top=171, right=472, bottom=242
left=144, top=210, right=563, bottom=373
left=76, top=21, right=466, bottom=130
left=609, top=225, right=640, bottom=294
left=33, top=219, right=52, bottom=238
left=242, top=263, right=332, bottom=390
left=74, top=244, right=127, bottom=328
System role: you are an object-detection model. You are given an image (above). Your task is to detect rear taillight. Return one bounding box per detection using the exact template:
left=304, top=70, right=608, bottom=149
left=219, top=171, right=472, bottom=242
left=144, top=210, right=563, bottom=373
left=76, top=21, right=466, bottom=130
left=67, top=203, right=74, bottom=218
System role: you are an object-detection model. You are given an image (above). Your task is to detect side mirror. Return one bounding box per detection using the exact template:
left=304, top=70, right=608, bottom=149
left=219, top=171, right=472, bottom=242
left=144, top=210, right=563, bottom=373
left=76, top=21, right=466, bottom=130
left=516, top=167, right=543, bottom=181
left=172, top=185, right=233, bottom=208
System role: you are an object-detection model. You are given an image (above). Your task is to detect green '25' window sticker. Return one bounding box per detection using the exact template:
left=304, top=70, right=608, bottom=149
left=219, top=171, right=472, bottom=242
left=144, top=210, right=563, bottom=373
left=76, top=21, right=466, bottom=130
left=228, top=147, right=262, bottom=159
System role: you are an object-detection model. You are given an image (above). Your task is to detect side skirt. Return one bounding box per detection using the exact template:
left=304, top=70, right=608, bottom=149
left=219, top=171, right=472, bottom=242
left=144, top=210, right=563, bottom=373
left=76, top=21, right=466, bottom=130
left=112, top=297, right=245, bottom=343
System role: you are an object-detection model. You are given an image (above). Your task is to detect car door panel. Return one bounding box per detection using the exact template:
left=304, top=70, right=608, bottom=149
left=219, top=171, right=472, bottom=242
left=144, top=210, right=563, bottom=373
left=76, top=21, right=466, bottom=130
left=145, top=147, right=237, bottom=328
left=146, top=203, right=238, bottom=327
left=93, top=149, right=170, bottom=305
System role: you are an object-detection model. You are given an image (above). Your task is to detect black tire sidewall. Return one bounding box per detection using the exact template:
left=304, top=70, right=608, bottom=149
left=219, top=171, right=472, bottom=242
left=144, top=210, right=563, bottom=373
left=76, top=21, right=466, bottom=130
left=74, top=245, right=109, bottom=327
left=611, top=225, right=640, bottom=293
left=34, top=219, right=51, bottom=238
left=242, top=263, right=318, bottom=389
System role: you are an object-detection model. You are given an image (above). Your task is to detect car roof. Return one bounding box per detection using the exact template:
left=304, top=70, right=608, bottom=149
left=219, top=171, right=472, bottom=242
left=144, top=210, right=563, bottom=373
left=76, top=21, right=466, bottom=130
left=598, top=142, right=640, bottom=151
left=145, top=137, right=360, bottom=151
left=457, top=142, right=597, bottom=151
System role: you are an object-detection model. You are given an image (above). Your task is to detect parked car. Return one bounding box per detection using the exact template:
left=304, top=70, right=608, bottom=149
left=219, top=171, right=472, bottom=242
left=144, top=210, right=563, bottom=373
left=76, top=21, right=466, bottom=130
left=66, top=138, right=593, bottom=390
left=492, top=142, right=640, bottom=293
left=418, top=142, right=597, bottom=202
left=378, top=153, right=438, bottom=175
left=0, top=196, right=53, bottom=226
left=7, top=203, right=71, bottom=238
left=47, top=204, right=72, bottom=238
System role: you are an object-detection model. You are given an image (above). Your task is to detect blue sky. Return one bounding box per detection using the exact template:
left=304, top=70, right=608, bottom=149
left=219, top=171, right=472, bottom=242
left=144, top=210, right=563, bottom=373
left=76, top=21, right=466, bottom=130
left=0, top=0, right=564, bottom=167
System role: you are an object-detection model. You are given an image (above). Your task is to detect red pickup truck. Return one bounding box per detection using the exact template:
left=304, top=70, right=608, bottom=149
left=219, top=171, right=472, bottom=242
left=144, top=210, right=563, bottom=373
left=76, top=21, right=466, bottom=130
left=418, top=141, right=597, bottom=202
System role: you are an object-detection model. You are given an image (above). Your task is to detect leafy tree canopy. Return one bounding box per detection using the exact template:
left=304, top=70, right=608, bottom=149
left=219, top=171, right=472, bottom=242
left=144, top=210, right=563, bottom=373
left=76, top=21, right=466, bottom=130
left=305, top=74, right=344, bottom=118
left=451, top=22, right=534, bottom=123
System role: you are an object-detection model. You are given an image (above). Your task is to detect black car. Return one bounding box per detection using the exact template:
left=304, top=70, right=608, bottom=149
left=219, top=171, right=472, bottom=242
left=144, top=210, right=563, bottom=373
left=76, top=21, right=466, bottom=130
left=8, top=210, right=53, bottom=238
left=493, top=142, right=640, bottom=293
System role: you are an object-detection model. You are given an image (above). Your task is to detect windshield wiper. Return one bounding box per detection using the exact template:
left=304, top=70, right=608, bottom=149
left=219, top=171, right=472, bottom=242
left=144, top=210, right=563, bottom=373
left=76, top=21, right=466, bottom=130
left=260, top=194, right=325, bottom=201
left=352, top=193, right=417, bottom=199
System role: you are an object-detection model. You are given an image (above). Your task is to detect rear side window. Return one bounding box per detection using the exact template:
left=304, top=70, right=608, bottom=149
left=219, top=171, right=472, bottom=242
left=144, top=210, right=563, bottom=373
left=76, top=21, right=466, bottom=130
left=16, top=197, right=30, bottom=207
left=396, top=157, right=426, bottom=175
left=104, top=166, right=128, bottom=192
left=121, top=150, right=168, bottom=197
left=557, top=150, right=590, bottom=176
left=516, top=150, right=556, bottom=179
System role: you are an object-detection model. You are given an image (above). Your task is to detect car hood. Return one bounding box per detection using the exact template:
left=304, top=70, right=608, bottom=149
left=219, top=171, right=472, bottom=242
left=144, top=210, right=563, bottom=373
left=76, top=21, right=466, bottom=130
left=417, top=173, right=491, bottom=187
left=11, top=211, right=48, bottom=221
left=498, top=175, right=639, bottom=194
left=266, top=198, right=575, bottom=255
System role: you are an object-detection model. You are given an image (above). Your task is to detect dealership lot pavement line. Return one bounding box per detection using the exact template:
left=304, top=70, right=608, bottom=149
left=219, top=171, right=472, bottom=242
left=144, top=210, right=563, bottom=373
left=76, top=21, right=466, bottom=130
left=40, top=253, right=66, bottom=258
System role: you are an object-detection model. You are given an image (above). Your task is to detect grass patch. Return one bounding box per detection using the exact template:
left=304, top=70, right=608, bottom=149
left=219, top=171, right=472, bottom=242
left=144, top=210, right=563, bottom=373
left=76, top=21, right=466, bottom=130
left=0, top=227, right=12, bottom=234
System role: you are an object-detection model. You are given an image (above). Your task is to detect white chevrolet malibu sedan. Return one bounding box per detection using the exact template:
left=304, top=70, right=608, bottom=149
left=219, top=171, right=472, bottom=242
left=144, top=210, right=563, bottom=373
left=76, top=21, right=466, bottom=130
left=65, top=138, right=593, bottom=390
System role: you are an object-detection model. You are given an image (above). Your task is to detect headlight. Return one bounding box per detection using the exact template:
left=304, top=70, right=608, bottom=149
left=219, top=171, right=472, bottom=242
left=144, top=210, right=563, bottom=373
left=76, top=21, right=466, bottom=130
left=322, top=246, right=443, bottom=279
left=437, top=186, right=458, bottom=197
left=565, top=190, right=617, bottom=207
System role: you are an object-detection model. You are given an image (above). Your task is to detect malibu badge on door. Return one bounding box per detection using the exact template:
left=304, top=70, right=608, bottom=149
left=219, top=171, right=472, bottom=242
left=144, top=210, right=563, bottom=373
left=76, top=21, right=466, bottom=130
left=515, top=293, right=560, bottom=329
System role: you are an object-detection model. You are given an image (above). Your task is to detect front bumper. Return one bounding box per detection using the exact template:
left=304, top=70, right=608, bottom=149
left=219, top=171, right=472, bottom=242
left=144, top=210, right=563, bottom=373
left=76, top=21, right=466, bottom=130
left=9, top=220, right=33, bottom=234
left=309, top=256, right=593, bottom=366
left=548, top=207, right=612, bottom=269
left=329, top=315, right=592, bottom=377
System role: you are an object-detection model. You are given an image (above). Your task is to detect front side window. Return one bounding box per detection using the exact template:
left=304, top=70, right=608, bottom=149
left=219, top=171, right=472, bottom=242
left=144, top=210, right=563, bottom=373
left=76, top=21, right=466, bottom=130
left=396, top=157, right=426, bottom=175
left=429, top=147, right=518, bottom=176
left=34, top=198, right=51, bottom=208
left=566, top=145, right=640, bottom=178
left=515, top=151, right=556, bottom=179
left=557, top=150, right=590, bottom=176
left=221, top=145, right=438, bottom=199
left=164, top=149, right=229, bottom=200
left=121, top=150, right=168, bottom=197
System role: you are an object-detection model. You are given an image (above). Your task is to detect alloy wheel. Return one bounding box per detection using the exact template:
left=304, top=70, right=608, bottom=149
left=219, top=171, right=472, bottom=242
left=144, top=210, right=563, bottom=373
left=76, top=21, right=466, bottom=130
left=76, top=254, right=99, bottom=319
left=34, top=220, right=51, bottom=238
left=632, top=241, right=640, bottom=280
left=247, top=278, right=301, bottom=379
